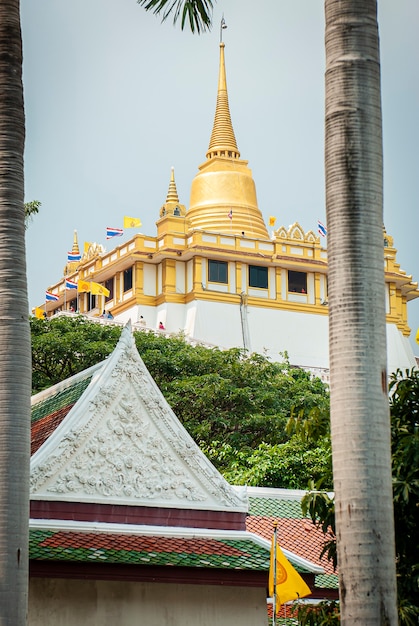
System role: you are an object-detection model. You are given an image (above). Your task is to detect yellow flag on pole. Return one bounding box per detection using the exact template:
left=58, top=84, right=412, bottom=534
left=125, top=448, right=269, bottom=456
left=84, top=242, right=92, bottom=254
left=90, top=282, right=110, bottom=297
left=34, top=307, right=45, bottom=319
left=77, top=280, right=91, bottom=293
left=415, top=328, right=419, bottom=345
left=123, top=216, right=142, bottom=228
left=269, top=535, right=311, bottom=612
left=269, top=216, right=276, bottom=227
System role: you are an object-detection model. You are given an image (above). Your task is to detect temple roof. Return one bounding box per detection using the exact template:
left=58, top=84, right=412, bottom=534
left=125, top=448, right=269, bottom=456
left=29, top=327, right=335, bottom=591
left=29, top=520, right=275, bottom=572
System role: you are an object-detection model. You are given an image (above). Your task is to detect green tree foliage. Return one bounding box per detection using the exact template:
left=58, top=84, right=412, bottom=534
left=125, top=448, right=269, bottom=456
left=295, top=600, right=340, bottom=626
left=389, top=369, right=419, bottom=625
left=160, top=352, right=328, bottom=456
left=204, top=438, right=332, bottom=490
left=31, top=316, right=122, bottom=391
left=24, top=199, right=41, bottom=229
left=31, top=316, right=329, bottom=487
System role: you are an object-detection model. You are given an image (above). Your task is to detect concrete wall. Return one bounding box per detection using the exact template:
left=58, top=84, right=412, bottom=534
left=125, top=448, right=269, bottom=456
left=29, top=578, right=268, bottom=626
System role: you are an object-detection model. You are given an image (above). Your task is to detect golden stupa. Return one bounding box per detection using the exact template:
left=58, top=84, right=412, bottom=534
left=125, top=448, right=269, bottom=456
left=37, top=34, right=419, bottom=380
left=187, top=42, right=268, bottom=239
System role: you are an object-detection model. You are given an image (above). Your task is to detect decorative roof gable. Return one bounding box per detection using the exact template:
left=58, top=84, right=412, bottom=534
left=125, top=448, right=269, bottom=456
left=30, top=323, right=247, bottom=513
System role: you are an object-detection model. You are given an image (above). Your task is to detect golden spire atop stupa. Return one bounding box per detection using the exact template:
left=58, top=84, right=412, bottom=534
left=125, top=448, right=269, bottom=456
left=187, top=32, right=268, bottom=239
left=71, top=230, right=80, bottom=255
left=206, top=42, right=240, bottom=161
left=63, top=230, right=81, bottom=276
left=165, top=166, right=180, bottom=204
left=158, top=167, right=186, bottom=230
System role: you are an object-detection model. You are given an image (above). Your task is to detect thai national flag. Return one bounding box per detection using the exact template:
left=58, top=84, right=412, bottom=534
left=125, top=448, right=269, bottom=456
left=106, top=227, right=124, bottom=239
left=46, top=291, right=59, bottom=302
left=66, top=279, right=78, bottom=290
left=67, top=252, right=81, bottom=262
left=318, top=220, right=327, bottom=237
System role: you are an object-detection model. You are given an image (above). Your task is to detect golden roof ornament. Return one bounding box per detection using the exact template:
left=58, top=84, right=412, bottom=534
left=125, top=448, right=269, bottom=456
left=187, top=25, right=268, bottom=239
left=71, top=230, right=80, bottom=255
left=206, top=26, right=240, bottom=161
left=63, top=230, right=81, bottom=276
left=159, top=167, right=186, bottom=220
left=166, top=167, right=180, bottom=204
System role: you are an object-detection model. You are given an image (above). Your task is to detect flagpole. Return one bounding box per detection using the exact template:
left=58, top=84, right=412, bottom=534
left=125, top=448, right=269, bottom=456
left=273, top=522, right=277, bottom=626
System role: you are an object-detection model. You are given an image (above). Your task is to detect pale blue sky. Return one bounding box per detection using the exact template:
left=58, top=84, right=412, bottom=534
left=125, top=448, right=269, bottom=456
left=21, top=0, right=419, bottom=354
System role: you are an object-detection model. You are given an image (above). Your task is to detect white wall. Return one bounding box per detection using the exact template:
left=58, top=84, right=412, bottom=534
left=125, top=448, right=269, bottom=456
left=29, top=578, right=267, bottom=626
left=117, top=298, right=416, bottom=372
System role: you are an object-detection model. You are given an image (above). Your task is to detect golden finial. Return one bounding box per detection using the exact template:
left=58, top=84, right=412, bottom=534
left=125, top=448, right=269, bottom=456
left=165, top=167, right=180, bottom=204
left=187, top=31, right=268, bottom=239
left=206, top=37, right=240, bottom=160
left=72, top=230, right=80, bottom=254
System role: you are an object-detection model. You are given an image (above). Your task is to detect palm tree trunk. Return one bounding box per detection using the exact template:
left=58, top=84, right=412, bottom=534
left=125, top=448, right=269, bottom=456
left=325, top=1, right=398, bottom=622
left=0, top=1, right=31, bottom=624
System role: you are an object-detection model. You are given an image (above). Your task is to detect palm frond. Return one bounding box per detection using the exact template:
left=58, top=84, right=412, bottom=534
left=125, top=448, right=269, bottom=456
left=138, top=0, right=214, bottom=34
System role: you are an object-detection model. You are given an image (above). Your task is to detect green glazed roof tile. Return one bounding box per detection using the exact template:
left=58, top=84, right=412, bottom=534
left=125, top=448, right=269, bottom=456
left=248, top=496, right=307, bottom=519
left=315, top=573, right=339, bottom=589
left=29, top=529, right=276, bottom=571
left=31, top=376, right=93, bottom=424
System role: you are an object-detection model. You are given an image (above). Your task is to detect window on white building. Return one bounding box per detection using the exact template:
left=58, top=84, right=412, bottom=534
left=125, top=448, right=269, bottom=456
left=288, top=270, right=307, bottom=294
left=208, top=260, right=228, bottom=284
left=249, top=265, right=268, bottom=289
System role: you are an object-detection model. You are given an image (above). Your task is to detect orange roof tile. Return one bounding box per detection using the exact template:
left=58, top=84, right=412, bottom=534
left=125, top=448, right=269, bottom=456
left=31, top=405, right=74, bottom=455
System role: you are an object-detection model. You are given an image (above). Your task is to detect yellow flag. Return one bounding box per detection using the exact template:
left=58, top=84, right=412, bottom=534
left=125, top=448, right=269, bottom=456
left=123, top=216, right=142, bottom=229
left=78, top=280, right=91, bottom=293
left=269, top=537, right=311, bottom=611
left=84, top=242, right=92, bottom=254
left=90, top=281, right=110, bottom=297
left=269, top=216, right=276, bottom=227
left=34, top=307, right=45, bottom=319
left=416, top=328, right=419, bottom=345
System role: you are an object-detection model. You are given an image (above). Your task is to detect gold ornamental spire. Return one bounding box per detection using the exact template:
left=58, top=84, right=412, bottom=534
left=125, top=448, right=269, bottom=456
left=187, top=37, right=268, bottom=239
left=206, top=42, right=240, bottom=160
left=63, top=230, right=81, bottom=277
left=71, top=230, right=80, bottom=254
left=165, top=167, right=180, bottom=204
left=158, top=167, right=186, bottom=230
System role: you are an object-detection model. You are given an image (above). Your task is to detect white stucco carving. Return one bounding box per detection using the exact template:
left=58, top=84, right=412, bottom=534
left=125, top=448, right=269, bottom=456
left=31, top=323, right=248, bottom=512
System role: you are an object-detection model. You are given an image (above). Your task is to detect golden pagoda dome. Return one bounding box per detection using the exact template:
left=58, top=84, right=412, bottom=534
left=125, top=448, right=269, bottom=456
left=187, top=42, right=268, bottom=239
